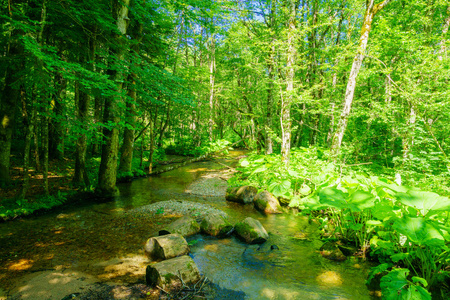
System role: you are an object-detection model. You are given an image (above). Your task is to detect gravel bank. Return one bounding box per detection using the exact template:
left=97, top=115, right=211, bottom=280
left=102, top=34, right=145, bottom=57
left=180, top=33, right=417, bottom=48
left=125, top=200, right=228, bottom=221
left=184, top=174, right=228, bottom=197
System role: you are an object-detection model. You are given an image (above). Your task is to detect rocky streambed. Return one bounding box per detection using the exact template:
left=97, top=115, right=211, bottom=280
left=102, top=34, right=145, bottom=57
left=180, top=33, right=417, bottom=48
left=0, top=153, right=374, bottom=300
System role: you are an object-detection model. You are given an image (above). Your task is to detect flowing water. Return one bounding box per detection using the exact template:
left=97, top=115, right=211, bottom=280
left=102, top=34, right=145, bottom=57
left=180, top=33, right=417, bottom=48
left=0, top=151, right=375, bottom=299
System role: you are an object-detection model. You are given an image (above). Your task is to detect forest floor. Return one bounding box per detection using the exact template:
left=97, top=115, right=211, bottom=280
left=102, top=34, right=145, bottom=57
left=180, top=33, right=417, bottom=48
left=0, top=157, right=76, bottom=201
left=0, top=156, right=240, bottom=300
left=0, top=158, right=80, bottom=221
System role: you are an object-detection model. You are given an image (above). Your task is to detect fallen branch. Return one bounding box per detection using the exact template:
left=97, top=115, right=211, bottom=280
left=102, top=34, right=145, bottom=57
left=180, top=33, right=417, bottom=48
left=156, top=285, right=169, bottom=294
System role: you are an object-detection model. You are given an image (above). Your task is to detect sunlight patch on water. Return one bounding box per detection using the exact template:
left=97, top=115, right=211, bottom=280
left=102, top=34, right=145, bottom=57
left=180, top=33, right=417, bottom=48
left=316, top=270, right=343, bottom=286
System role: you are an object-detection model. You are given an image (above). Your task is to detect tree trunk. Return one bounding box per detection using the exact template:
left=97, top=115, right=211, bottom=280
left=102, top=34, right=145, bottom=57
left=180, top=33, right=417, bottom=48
left=42, top=104, right=49, bottom=195
left=118, top=74, right=137, bottom=174
left=0, top=42, right=21, bottom=184
left=92, top=95, right=103, bottom=156
left=148, top=106, right=158, bottom=173
left=208, top=34, right=216, bottom=142
left=265, top=45, right=275, bottom=155
left=20, top=89, right=36, bottom=199
left=97, top=0, right=130, bottom=198
left=330, top=0, right=392, bottom=157
left=402, top=106, right=416, bottom=160
left=33, top=123, right=41, bottom=172
left=73, top=81, right=91, bottom=188
left=49, top=71, right=66, bottom=160
left=281, top=0, right=297, bottom=165
left=118, top=23, right=142, bottom=174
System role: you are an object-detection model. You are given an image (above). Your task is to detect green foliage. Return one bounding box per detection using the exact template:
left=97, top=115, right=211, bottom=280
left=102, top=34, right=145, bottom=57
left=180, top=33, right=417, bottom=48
left=166, top=139, right=232, bottom=157
left=229, top=147, right=336, bottom=200
left=232, top=146, right=450, bottom=295
left=0, top=192, right=70, bottom=221
left=380, top=268, right=431, bottom=300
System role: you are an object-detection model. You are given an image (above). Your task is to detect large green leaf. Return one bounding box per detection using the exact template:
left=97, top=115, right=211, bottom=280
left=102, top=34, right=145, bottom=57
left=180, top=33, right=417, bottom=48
left=378, top=180, right=409, bottom=194
left=318, top=187, right=375, bottom=212
left=393, top=217, right=445, bottom=247
left=404, top=285, right=431, bottom=300
left=269, top=180, right=291, bottom=198
left=372, top=199, right=398, bottom=221
left=347, top=190, right=376, bottom=212
left=319, top=187, right=348, bottom=209
left=395, top=191, right=450, bottom=216
left=380, top=268, right=409, bottom=300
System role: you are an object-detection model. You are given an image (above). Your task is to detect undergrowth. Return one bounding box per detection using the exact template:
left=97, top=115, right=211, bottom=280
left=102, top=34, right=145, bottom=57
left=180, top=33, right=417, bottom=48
left=230, top=146, right=450, bottom=299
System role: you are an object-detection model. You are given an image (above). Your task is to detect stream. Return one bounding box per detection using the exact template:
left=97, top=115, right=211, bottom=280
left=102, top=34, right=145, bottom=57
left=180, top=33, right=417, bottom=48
left=0, top=151, right=375, bottom=299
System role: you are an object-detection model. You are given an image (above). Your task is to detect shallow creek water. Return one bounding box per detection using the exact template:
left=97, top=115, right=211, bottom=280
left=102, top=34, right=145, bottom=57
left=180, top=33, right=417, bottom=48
left=0, top=151, right=374, bottom=299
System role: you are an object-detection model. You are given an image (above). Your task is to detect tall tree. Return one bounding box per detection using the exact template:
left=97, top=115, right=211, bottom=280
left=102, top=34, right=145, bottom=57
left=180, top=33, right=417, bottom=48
left=97, top=0, right=131, bottom=197
left=330, top=0, right=393, bottom=157
left=280, top=0, right=298, bottom=164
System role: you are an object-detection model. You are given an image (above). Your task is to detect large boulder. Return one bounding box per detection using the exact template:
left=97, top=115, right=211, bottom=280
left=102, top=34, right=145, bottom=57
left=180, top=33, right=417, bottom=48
left=200, top=213, right=233, bottom=237
left=144, top=233, right=189, bottom=261
left=225, top=186, right=258, bottom=204
left=146, top=255, right=201, bottom=291
left=234, top=217, right=269, bottom=244
left=254, top=191, right=282, bottom=214
left=159, top=216, right=200, bottom=237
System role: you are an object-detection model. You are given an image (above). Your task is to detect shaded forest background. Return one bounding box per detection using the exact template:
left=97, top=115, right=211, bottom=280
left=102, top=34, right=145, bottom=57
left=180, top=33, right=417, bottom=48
left=1, top=0, right=449, bottom=202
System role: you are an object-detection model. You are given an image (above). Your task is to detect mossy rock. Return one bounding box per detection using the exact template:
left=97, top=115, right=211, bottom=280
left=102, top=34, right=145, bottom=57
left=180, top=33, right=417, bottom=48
left=144, top=233, right=189, bottom=260
left=160, top=216, right=201, bottom=237
left=234, top=217, right=269, bottom=244
left=146, top=255, right=200, bottom=291
left=225, top=186, right=257, bottom=204
left=200, top=213, right=233, bottom=237
left=254, top=191, right=282, bottom=214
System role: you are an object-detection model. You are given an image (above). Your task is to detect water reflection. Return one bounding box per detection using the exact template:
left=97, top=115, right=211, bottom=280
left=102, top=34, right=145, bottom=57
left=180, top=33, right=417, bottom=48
left=0, top=151, right=373, bottom=299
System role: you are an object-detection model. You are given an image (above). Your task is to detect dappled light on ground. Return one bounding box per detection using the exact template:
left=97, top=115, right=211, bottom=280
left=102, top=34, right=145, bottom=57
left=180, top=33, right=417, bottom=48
left=10, top=270, right=97, bottom=300
left=7, top=260, right=34, bottom=271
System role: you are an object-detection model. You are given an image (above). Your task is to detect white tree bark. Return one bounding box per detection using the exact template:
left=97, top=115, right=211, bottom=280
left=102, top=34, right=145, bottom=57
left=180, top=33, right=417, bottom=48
left=281, top=0, right=297, bottom=165
left=209, top=34, right=216, bottom=142
left=402, top=106, right=416, bottom=160
left=331, top=0, right=392, bottom=157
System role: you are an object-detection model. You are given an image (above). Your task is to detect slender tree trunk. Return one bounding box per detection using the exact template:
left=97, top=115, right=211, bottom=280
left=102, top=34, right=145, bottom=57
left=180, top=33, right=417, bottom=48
left=331, top=0, right=392, bottom=157
left=49, top=71, right=66, bottom=160
left=402, top=106, right=416, bottom=160
left=33, top=120, right=41, bottom=172
left=73, top=81, right=91, bottom=188
left=42, top=104, right=49, bottom=195
left=118, top=73, right=137, bottom=174
left=208, top=34, right=216, bottom=142
left=265, top=45, right=275, bottom=155
left=92, top=95, right=103, bottom=156
left=148, top=106, right=158, bottom=173
left=281, top=0, right=297, bottom=165
left=20, top=89, right=36, bottom=199
left=97, top=0, right=130, bottom=197
left=158, top=102, right=170, bottom=147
